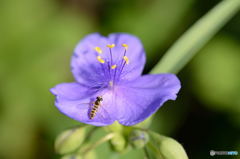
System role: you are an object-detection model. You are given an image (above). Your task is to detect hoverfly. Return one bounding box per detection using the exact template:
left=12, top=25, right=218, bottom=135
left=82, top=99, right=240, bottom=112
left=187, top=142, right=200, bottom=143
left=76, top=95, right=110, bottom=121
left=89, top=96, right=103, bottom=120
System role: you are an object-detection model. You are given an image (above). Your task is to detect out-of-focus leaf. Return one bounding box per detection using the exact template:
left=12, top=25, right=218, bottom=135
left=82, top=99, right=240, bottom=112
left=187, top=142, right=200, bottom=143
left=151, top=0, right=240, bottom=74
left=103, top=0, right=195, bottom=64
left=0, top=0, right=94, bottom=158
left=150, top=100, right=188, bottom=135
left=190, top=35, right=240, bottom=119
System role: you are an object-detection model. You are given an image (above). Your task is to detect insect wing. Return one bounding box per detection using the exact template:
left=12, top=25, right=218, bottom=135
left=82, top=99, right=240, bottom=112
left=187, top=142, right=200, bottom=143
left=75, top=101, right=109, bottom=121
left=93, top=105, right=114, bottom=124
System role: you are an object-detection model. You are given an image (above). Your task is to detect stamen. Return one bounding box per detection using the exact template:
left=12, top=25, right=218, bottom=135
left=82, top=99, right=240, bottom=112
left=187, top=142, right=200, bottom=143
left=122, top=44, right=128, bottom=50
left=107, top=44, right=115, bottom=48
left=111, top=65, right=117, bottom=69
left=123, top=56, right=129, bottom=64
left=95, top=47, right=102, bottom=54
left=118, top=44, right=129, bottom=77
left=97, top=56, right=105, bottom=63
left=107, top=44, right=114, bottom=67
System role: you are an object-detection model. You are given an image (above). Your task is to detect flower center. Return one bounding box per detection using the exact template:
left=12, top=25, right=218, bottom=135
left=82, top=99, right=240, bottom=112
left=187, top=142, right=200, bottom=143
left=94, top=43, right=130, bottom=87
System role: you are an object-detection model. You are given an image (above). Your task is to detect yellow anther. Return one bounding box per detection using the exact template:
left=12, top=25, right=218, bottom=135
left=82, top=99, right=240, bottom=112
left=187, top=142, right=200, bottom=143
left=95, top=47, right=102, bottom=54
left=111, top=64, right=117, bottom=69
left=123, top=56, right=129, bottom=64
left=122, top=44, right=128, bottom=50
left=107, top=44, right=115, bottom=48
left=97, top=56, right=105, bottom=63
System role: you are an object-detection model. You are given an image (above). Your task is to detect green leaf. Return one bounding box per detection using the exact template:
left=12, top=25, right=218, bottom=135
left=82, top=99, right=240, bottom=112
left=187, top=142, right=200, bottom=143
left=151, top=0, right=240, bottom=74
left=191, top=35, right=240, bottom=113
left=103, top=0, right=195, bottom=64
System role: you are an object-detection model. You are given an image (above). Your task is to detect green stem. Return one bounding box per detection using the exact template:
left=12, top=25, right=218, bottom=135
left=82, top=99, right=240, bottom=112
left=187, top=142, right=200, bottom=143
left=84, top=127, right=99, bottom=142
left=81, top=133, right=115, bottom=155
left=151, top=0, right=240, bottom=74
left=144, top=146, right=151, bottom=159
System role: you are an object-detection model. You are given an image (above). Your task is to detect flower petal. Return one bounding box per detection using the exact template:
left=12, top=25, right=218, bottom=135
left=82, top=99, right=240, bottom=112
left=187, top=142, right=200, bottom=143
left=50, top=83, right=116, bottom=126
left=108, top=33, right=146, bottom=80
left=115, top=74, right=181, bottom=126
left=71, top=33, right=146, bottom=86
left=71, top=33, right=109, bottom=87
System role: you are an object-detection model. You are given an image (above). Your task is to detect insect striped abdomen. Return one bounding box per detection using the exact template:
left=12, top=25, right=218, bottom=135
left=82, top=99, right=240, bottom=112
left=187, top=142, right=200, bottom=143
left=89, top=96, right=103, bottom=120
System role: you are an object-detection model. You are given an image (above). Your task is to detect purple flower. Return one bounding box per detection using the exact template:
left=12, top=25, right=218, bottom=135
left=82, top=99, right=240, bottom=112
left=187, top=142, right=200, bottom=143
left=50, top=33, right=181, bottom=126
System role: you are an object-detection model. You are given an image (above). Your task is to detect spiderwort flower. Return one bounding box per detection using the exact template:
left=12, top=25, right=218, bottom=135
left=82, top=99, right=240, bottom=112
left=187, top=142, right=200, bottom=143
left=50, top=33, right=181, bottom=126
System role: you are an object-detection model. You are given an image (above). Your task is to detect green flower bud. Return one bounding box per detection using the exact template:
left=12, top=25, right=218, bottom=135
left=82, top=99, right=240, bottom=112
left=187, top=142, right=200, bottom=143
left=159, top=137, right=188, bottom=159
left=110, top=133, right=126, bottom=152
left=135, top=117, right=153, bottom=128
left=129, top=130, right=149, bottom=149
left=105, top=121, right=123, bottom=133
left=55, top=127, right=86, bottom=155
left=148, top=132, right=188, bottom=159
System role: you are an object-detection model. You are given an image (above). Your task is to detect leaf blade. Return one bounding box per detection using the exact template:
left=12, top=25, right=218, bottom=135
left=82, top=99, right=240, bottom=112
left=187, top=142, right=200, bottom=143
left=151, top=0, right=240, bottom=74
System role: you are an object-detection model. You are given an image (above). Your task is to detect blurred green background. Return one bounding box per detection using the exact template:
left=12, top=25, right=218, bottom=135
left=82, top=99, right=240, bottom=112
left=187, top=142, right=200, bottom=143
left=0, top=0, right=239, bottom=158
